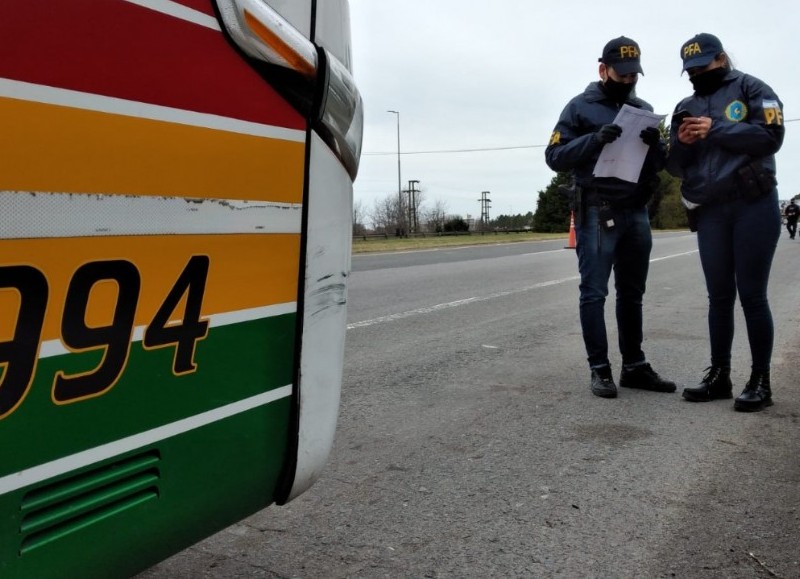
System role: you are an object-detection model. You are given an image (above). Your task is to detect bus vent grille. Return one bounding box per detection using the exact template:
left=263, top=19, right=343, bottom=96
left=18, top=450, right=161, bottom=555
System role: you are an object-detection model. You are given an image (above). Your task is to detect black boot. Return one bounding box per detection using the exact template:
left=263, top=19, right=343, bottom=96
left=682, top=366, right=732, bottom=402
left=619, top=363, right=676, bottom=392
left=734, top=371, right=772, bottom=412
left=590, top=365, right=617, bottom=399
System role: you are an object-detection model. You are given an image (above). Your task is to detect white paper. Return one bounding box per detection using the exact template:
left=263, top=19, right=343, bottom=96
left=593, top=104, right=666, bottom=183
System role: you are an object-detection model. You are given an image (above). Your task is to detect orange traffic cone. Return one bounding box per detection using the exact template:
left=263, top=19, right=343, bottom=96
left=564, top=211, right=577, bottom=249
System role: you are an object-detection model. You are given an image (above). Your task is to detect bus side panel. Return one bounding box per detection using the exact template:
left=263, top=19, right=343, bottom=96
left=0, top=398, right=290, bottom=579
left=0, top=0, right=310, bottom=575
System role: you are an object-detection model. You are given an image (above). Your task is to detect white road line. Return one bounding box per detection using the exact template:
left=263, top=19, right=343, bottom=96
left=649, top=250, right=699, bottom=262
left=347, top=276, right=578, bottom=330
left=347, top=249, right=698, bottom=330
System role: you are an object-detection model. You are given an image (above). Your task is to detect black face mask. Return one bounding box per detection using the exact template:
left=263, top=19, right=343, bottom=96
left=690, top=67, right=728, bottom=95
left=602, top=77, right=635, bottom=103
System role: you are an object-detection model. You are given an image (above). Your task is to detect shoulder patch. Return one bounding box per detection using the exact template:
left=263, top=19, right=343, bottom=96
left=725, top=100, right=747, bottom=122
left=763, top=99, right=783, bottom=125
left=549, top=130, right=561, bottom=146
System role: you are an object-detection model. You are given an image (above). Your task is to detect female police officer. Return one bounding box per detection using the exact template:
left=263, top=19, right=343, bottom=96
left=667, top=33, right=785, bottom=412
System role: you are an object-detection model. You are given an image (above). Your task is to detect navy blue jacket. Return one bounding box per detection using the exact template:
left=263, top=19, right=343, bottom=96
left=666, top=69, right=784, bottom=205
left=545, top=81, right=665, bottom=207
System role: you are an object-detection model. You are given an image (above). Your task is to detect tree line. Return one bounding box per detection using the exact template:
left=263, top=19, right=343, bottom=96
left=531, top=169, right=688, bottom=233
left=355, top=167, right=688, bottom=236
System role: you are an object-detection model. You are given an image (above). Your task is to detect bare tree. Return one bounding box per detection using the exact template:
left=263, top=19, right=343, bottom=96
left=352, top=199, right=367, bottom=235
left=422, top=199, right=448, bottom=233
left=370, top=193, right=403, bottom=235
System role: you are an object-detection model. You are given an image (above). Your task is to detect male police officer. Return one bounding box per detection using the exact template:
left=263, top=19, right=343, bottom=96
left=545, top=37, right=675, bottom=398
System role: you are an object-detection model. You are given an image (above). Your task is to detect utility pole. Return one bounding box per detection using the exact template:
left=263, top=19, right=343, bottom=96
left=408, top=180, right=420, bottom=233
left=387, top=110, right=404, bottom=236
left=478, top=191, right=492, bottom=230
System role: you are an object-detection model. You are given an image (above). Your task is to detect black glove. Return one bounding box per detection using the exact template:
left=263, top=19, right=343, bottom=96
left=640, top=126, right=661, bottom=147
left=594, top=123, right=622, bottom=144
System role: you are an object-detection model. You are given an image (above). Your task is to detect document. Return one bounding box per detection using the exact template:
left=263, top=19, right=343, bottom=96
left=593, top=104, right=666, bottom=183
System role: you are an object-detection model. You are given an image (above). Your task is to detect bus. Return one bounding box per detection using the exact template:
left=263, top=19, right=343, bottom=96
left=0, top=1, right=362, bottom=576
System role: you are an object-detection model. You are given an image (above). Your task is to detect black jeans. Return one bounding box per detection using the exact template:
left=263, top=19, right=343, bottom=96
left=695, top=190, right=780, bottom=372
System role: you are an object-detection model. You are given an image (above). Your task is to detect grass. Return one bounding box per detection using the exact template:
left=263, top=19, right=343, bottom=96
left=352, top=231, right=568, bottom=254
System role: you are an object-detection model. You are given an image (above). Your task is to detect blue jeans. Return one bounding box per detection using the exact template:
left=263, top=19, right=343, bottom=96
left=695, top=190, right=780, bottom=372
left=576, top=205, right=652, bottom=368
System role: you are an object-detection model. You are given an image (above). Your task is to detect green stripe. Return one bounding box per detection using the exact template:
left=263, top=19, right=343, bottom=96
left=0, top=313, right=296, bottom=477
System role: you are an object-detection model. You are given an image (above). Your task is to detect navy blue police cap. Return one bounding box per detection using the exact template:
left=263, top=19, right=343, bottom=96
left=599, top=36, right=644, bottom=75
left=681, top=33, right=724, bottom=71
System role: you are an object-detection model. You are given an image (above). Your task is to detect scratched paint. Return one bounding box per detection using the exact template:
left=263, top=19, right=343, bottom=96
left=0, top=191, right=302, bottom=239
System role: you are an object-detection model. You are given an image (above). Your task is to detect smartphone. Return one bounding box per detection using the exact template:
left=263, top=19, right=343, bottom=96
left=671, top=109, right=691, bottom=125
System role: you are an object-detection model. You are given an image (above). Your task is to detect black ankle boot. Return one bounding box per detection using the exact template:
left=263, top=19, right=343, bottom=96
left=682, top=366, right=733, bottom=402
left=734, top=371, right=772, bottom=412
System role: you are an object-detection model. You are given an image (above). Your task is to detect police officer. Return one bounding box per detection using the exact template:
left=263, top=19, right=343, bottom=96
left=668, top=34, right=784, bottom=412
left=545, top=36, right=675, bottom=398
left=784, top=199, right=799, bottom=239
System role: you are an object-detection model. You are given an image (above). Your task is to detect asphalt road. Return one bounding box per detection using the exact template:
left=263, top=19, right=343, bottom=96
left=141, top=233, right=800, bottom=578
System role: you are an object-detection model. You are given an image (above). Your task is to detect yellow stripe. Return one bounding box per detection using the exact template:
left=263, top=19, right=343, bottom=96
left=1, top=235, right=300, bottom=341
left=1, top=97, right=305, bottom=201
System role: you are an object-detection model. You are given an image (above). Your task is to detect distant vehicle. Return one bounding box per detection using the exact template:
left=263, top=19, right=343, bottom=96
left=0, top=1, right=362, bottom=577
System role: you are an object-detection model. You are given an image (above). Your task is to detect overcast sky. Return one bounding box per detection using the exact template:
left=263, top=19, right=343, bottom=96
left=348, top=0, right=799, bottom=222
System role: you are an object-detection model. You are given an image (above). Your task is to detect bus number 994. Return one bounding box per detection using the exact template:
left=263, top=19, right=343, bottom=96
left=0, top=255, right=210, bottom=420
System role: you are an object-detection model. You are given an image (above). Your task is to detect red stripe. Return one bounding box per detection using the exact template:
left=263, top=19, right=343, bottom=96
left=0, top=0, right=305, bottom=130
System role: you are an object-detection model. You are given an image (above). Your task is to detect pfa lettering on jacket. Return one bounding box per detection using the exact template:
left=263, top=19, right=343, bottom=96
left=762, top=99, right=783, bottom=125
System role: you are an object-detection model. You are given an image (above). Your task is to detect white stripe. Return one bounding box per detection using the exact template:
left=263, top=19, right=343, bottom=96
left=347, top=249, right=699, bottom=330
left=122, top=0, right=221, bottom=30
left=206, top=301, right=297, bottom=327
left=0, top=385, right=292, bottom=496
left=0, top=78, right=305, bottom=142
left=0, top=192, right=302, bottom=240
left=41, top=302, right=298, bottom=359
left=347, top=276, right=579, bottom=329
left=649, top=250, right=699, bottom=263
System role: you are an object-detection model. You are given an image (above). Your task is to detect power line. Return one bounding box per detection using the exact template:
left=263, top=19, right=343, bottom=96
left=363, top=118, right=800, bottom=156
left=363, top=144, right=546, bottom=156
